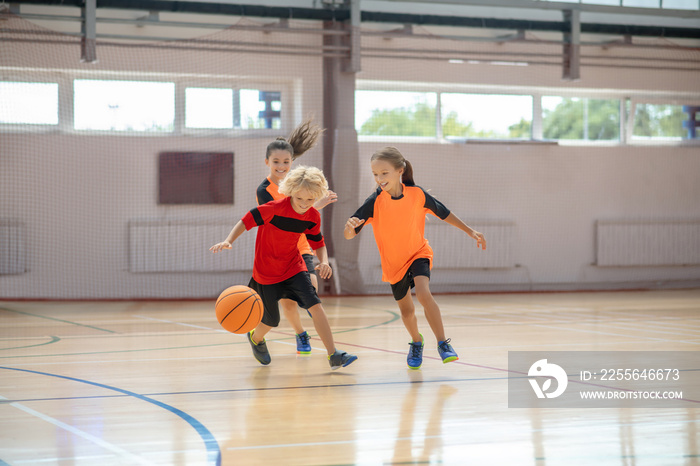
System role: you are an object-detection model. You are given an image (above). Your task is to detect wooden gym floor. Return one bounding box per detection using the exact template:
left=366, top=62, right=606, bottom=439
left=1, top=289, right=699, bottom=465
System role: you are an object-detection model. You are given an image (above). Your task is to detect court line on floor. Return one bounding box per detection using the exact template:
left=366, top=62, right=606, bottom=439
left=0, top=394, right=152, bottom=465
left=0, top=310, right=400, bottom=361
left=5, top=366, right=698, bottom=406
left=0, top=366, right=221, bottom=466
left=132, top=308, right=401, bottom=337
left=0, top=375, right=511, bottom=404
left=0, top=336, right=61, bottom=351
left=499, top=320, right=700, bottom=345
left=0, top=307, right=117, bottom=334
left=133, top=315, right=228, bottom=332
left=222, top=417, right=700, bottom=455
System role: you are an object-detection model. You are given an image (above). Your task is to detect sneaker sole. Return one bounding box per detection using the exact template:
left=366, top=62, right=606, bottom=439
left=407, top=364, right=422, bottom=370
left=297, top=350, right=311, bottom=355
left=442, top=356, right=459, bottom=364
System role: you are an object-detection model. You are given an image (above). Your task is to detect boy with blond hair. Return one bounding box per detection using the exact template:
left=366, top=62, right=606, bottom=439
left=211, top=165, right=357, bottom=370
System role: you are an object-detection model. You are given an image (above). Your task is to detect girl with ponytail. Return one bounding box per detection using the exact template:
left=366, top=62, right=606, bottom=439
left=344, top=146, right=486, bottom=370
left=255, top=119, right=336, bottom=355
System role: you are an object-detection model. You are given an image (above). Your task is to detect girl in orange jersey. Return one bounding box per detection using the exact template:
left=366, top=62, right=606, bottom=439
left=344, top=146, right=486, bottom=369
left=256, top=119, right=337, bottom=354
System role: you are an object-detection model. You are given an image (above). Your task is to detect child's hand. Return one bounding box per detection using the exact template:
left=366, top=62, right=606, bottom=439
left=345, top=217, right=364, bottom=231
left=209, top=242, right=232, bottom=253
left=472, top=231, right=486, bottom=250
left=315, top=262, right=332, bottom=280
left=344, top=217, right=365, bottom=239
left=315, top=190, right=338, bottom=210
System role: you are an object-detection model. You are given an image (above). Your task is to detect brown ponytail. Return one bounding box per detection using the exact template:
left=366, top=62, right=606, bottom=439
left=266, top=118, right=324, bottom=160
left=371, top=146, right=415, bottom=186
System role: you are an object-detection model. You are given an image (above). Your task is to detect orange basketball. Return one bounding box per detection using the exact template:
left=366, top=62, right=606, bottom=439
left=215, top=285, right=263, bottom=334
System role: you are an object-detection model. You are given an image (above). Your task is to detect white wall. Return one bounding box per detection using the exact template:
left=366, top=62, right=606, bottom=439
left=1, top=15, right=699, bottom=298
left=352, top=142, right=700, bottom=293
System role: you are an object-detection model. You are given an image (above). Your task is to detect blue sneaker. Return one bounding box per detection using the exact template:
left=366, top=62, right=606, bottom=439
left=407, top=334, right=424, bottom=370
left=296, top=331, right=311, bottom=354
left=437, top=339, right=459, bottom=363
left=247, top=330, right=271, bottom=365
left=328, top=350, right=358, bottom=370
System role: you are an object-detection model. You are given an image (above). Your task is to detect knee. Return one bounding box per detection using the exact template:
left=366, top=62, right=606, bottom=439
left=308, top=303, right=323, bottom=317
left=279, top=299, right=297, bottom=312
left=415, top=288, right=435, bottom=307
left=398, top=300, right=416, bottom=318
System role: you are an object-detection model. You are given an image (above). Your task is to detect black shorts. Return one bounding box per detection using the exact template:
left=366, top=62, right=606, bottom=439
left=303, top=253, right=316, bottom=277
left=390, top=258, right=431, bottom=301
left=248, top=272, right=322, bottom=327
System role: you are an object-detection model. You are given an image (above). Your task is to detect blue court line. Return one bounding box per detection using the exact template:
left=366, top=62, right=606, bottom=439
left=2, top=375, right=508, bottom=404
left=0, top=366, right=221, bottom=466
left=4, top=367, right=699, bottom=404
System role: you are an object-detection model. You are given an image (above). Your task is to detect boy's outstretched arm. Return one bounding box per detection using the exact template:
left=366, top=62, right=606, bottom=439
left=443, top=213, right=486, bottom=250
left=210, top=220, right=246, bottom=253
left=344, top=217, right=365, bottom=240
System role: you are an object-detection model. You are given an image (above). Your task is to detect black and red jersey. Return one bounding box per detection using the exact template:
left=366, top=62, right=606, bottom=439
left=256, top=177, right=313, bottom=255
left=242, top=197, right=324, bottom=284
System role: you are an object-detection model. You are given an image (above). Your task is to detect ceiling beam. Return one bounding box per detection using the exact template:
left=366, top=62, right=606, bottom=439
left=12, top=0, right=700, bottom=39
left=80, top=0, right=97, bottom=63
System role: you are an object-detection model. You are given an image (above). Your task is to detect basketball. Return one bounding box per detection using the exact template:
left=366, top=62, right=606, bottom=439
left=215, top=285, right=263, bottom=334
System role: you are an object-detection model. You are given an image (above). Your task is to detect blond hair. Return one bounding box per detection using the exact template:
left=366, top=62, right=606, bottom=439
left=266, top=118, right=324, bottom=161
left=278, top=165, right=329, bottom=201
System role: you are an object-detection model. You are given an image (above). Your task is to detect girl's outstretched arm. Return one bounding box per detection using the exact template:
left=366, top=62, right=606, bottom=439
left=344, top=217, right=365, bottom=240
left=210, top=220, right=247, bottom=253
left=443, top=213, right=486, bottom=250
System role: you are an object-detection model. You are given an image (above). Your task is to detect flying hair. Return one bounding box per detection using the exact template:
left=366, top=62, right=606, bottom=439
left=266, top=118, right=324, bottom=161
left=278, top=165, right=329, bottom=201
left=370, top=146, right=415, bottom=186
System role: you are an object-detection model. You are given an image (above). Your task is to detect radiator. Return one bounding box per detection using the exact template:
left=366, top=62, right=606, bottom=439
left=0, top=220, right=26, bottom=275
left=597, top=219, right=700, bottom=266
left=129, top=220, right=255, bottom=273
left=425, top=219, right=515, bottom=269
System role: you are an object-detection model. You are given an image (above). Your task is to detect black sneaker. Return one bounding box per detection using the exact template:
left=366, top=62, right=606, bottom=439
left=328, top=350, right=358, bottom=370
left=247, top=330, right=271, bottom=365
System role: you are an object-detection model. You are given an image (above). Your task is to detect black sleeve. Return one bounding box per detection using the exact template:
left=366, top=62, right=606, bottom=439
left=351, top=188, right=379, bottom=233
left=250, top=207, right=265, bottom=226
left=256, top=181, right=274, bottom=206
left=420, top=187, right=451, bottom=220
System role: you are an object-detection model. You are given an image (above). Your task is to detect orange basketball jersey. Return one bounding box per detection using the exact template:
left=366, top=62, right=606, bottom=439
left=352, top=184, right=450, bottom=284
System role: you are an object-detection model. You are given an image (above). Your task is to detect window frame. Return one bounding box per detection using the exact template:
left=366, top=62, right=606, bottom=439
left=0, top=74, right=71, bottom=133
left=627, top=96, right=700, bottom=145
left=356, top=79, right=700, bottom=146
left=0, top=68, right=295, bottom=137
left=72, top=78, right=177, bottom=135
left=179, top=79, right=291, bottom=136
